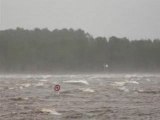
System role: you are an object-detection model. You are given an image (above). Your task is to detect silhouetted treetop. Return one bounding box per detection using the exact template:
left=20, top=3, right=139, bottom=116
left=0, top=28, right=160, bottom=73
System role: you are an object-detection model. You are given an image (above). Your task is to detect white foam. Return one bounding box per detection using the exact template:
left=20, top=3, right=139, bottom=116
left=146, top=78, right=151, bottom=82
left=63, top=80, right=89, bottom=85
left=21, top=83, right=31, bottom=88
left=118, top=86, right=129, bottom=92
left=80, top=88, right=95, bottom=93
left=125, top=74, right=137, bottom=79
left=40, top=79, right=48, bottom=82
left=112, top=82, right=126, bottom=87
left=18, top=83, right=31, bottom=89
left=34, top=82, right=44, bottom=87
left=127, top=81, right=139, bottom=84
left=23, top=97, right=29, bottom=100
left=112, top=80, right=139, bottom=87
left=41, top=75, right=52, bottom=79
left=40, top=108, right=61, bottom=115
left=137, top=89, right=144, bottom=92
left=9, top=87, right=15, bottom=90
left=19, top=86, right=24, bottom=89
left=112, top=80, right=139, bottom=93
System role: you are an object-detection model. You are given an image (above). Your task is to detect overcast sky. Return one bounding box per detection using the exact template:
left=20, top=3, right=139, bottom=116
left=0, top=0, right=160, bottom=39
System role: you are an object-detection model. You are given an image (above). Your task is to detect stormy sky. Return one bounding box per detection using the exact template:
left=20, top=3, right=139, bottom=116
left=0, top=0, right=160, bottom=39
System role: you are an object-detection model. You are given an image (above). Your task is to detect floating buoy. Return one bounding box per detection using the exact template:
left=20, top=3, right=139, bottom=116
left=54, top=84, right=61, bottom=92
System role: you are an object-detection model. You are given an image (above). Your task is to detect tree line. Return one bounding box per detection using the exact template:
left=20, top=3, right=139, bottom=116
left=0, top=28, right=160, bottom=73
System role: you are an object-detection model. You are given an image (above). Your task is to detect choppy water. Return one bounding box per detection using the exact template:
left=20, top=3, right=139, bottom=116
left=0, top=74, right=160, bottom=120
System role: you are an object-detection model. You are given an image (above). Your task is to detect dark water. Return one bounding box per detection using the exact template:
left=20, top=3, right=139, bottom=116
left=0, top=74, right=160, bottom=120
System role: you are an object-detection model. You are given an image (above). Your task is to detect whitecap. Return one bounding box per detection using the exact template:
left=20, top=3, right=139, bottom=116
left=80, top=88, right=95, bottom=93
left=18, top=83, right=31, bottom=89
left=127, top=81, right=139, bottom=84
left=124, top=74, right=137, bottom=79
left=23, top=97, right=29, bottom=100
left=112, top=80, right=139, bottom=87
left=118, top=86, right=129, bottom=92
left=41, top=75, right=52, bottom=79
left=21, top=83, right=31, bottom=88
left=9, top=87, right=15, bottom=90
left=146, top=78, right=151, bottom=82
left=136, top=89, right=144, bottom=93
left=19, top=86, right=24, bottom=89
left=63, top=80, right=89, bottom=85
left=40, top=79, right=48, bottom=82
left=40, top=108, right=61, bottom=115
left=34, top=82, right=44, bottom=87
left=112, top=82, right=126, bottom=87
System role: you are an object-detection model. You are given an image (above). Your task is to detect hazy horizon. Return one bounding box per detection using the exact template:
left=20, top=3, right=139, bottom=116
left=0, top=0, right=160, bottom=40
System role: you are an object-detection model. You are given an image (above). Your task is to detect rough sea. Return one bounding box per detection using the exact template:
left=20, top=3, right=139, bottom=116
left=0, top=74, right=160, bottom=120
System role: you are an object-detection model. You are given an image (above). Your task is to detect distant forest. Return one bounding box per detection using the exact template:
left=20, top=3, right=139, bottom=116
left=0, top=28, right=160, bottom=73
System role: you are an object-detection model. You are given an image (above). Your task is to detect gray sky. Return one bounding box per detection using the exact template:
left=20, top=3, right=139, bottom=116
left=0, top=0, right=160, bottom=39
